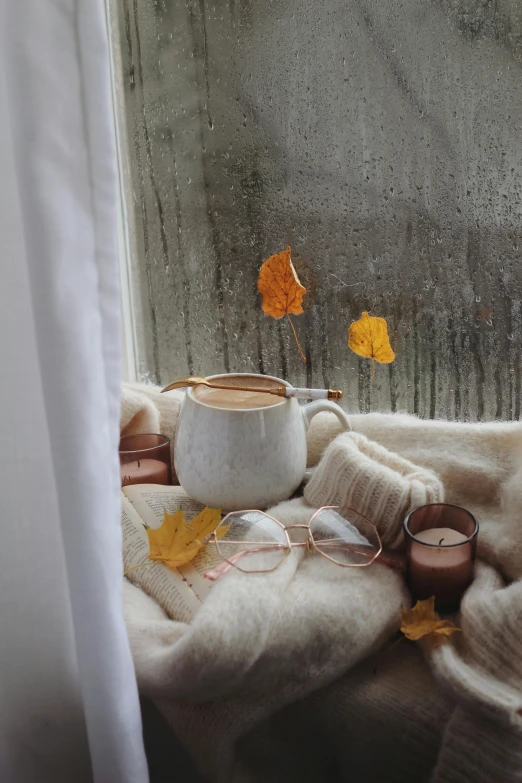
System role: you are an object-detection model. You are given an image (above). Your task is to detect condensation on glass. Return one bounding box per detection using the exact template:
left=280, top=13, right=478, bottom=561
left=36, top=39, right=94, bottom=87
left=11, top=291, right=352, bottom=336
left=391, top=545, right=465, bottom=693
left=112, top=0, right=522, bottom=420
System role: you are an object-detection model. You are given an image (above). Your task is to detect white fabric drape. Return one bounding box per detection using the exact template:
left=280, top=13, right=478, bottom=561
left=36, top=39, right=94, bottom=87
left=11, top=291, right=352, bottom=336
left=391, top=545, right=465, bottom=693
left=0, top=1, right=148, bottom=781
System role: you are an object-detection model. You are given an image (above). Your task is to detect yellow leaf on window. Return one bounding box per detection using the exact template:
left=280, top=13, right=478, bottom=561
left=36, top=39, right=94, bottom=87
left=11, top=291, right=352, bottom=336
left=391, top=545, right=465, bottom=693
left=400, top=597, right=460, bottom=642
left=348, top=311, right=395, bottom=366
left=147, top=506, right=222, bottom=570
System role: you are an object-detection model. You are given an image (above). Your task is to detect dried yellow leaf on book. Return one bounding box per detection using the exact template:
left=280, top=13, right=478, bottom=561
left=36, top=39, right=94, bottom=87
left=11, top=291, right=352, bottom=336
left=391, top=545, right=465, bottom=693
left=147, top=506, right=222, bottom=570
left=348, top=311, right=395, bottom=364
left=400, top=597, right=460, bottom=642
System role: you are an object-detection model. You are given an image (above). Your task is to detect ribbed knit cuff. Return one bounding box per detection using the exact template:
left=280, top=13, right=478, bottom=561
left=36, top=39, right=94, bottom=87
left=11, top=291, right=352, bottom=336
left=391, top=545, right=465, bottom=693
left=304, top=432, right=444, bottom=547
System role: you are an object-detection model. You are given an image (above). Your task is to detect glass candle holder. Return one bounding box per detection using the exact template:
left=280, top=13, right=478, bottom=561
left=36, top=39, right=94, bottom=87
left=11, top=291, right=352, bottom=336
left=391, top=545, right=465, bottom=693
left=404, top=503, right=479, bottom=610
left=119, top=433, right=172, bottom=487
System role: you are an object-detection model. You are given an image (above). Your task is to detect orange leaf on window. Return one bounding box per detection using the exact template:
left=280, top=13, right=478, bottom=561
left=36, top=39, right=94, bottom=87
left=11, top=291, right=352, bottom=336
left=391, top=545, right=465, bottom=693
left=348, top=311, right=395, bottom=371
left=258, top=246, right=307, bottom=318
left=258, top=246, right=307, bottom=362
left=400, top=597, right=460, bottom=642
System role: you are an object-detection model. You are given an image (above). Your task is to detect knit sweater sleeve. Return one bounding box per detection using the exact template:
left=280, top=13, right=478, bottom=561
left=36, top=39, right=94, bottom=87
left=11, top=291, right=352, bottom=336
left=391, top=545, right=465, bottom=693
left=428, top=563, right=522, bottom=783
left=121, top=384, right=161, bottom=436
left=122, top=383, right=184, bottom=444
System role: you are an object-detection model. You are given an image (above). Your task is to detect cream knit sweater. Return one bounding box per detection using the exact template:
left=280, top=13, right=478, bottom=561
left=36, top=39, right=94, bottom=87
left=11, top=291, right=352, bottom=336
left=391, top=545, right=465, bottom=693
left=121, top=385, right=522, bottom=783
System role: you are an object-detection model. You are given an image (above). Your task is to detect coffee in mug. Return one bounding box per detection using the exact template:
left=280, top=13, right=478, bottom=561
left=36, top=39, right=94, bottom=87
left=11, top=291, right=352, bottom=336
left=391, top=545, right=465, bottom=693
left=192, top=385, right=281, bottom=410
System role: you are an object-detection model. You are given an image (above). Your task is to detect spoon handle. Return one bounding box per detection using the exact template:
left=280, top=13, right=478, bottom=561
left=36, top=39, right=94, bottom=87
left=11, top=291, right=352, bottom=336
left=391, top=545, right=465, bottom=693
left=204, top=382, right=287, bottom=397
left=199, top=383, right=342, bottom=400
left=286, top=387, right=342, bottom=401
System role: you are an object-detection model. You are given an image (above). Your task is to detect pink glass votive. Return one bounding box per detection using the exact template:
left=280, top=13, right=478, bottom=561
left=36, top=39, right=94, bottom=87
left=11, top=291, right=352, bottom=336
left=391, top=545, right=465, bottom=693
left=404, top=503, right=478, bottom=610
left=119, top=433, right=172, bottom=487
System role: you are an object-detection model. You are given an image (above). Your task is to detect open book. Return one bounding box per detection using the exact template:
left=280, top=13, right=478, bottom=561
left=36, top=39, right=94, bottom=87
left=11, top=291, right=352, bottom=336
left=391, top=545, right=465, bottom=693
left=122, top=484, right=224, bottom=623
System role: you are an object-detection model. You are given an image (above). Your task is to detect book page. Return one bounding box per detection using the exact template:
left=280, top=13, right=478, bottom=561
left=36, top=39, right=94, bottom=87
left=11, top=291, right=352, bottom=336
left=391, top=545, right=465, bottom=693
left=122, top=484, right=222, bottom=602
left=123, top=483, right=204, bottom=525
left=179, top=536, right=225, bottom=602
left=121, top=494, right=200, bottom=623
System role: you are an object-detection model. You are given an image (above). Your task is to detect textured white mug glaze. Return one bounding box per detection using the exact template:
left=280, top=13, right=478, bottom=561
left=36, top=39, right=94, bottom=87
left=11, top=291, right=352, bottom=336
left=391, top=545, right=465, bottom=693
left=174, top=373, right=351, bottom=510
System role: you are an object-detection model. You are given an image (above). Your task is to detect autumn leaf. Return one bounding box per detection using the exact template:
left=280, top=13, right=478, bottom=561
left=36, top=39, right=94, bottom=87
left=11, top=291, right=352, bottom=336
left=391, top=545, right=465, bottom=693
left=258, top=246, right=306, bottom=318
left=348, top=311, right=395, bottom=376
left=258, top=246, right=307, bottom=362
left=147, top=506, right=222, bottom=570
left=400, top=597, right=460, bottom=642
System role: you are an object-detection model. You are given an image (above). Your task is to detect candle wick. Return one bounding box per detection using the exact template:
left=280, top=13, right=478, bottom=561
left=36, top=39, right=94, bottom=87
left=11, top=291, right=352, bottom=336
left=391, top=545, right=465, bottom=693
left=439, top=538, right=444, bottom=546
left=137, top=459, right=140, bottom=468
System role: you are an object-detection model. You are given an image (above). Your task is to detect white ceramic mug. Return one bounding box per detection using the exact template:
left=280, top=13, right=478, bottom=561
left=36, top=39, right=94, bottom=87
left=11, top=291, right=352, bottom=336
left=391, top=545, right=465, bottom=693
left=174, top=373, right=351, bottom=510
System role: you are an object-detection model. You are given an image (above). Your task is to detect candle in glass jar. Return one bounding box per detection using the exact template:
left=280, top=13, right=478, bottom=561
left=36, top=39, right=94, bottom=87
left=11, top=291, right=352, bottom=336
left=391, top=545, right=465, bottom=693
left=120, top=458, right=169, bottom=487
left=408, top=527, right=472, bottom=608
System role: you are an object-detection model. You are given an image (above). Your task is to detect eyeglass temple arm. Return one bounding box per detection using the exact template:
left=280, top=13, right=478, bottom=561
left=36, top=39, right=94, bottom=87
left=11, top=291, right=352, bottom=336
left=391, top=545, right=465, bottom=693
left=204, top=540, right=405, bottom=581
left=204, top=544, right=284, bottom=581
left=375, top=549, right=405, bottom=569
left=319, top=542, right=404, bottom=569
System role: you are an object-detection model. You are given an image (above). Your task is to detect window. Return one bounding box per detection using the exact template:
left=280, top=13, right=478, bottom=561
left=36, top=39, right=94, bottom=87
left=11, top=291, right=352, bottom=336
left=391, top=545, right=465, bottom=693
left=110, top=0, right=522, bottom=420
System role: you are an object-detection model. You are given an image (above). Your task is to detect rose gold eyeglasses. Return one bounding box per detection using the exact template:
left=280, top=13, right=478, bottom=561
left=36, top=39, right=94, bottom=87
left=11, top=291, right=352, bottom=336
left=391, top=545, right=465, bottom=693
left=204, top=505, right=403, bottom=581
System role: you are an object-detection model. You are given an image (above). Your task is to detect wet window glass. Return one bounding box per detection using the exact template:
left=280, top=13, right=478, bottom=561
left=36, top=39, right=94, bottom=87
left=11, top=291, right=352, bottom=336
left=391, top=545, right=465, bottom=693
left=112, top=0, right=522, bottom=419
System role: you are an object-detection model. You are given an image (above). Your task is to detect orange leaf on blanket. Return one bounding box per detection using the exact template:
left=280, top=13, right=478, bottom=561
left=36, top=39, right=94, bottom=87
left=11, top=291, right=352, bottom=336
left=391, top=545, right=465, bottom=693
left=147, top=506, right=222, bottom=569
left=400, top=597, right=460, bottom=642
left=348, top=312, right=395, bottom=374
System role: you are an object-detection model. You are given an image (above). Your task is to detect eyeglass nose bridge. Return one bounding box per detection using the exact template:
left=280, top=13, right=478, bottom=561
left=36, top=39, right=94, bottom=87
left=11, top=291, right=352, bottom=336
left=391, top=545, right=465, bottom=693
left=284, top=523, right=314, bottom=553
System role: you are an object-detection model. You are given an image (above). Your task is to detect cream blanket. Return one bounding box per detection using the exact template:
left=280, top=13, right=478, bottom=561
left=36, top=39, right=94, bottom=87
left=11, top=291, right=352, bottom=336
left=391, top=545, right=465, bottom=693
left=122, top=385, right=522, bottom=783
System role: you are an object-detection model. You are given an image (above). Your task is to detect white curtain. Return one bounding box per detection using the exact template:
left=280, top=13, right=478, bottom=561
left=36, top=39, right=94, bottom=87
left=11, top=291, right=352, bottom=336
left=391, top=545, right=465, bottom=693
left=0, top=0, right=148, bottom=781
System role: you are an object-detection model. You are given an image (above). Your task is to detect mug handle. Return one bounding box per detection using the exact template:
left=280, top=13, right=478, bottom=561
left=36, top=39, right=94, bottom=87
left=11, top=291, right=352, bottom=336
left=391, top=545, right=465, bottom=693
left=301, top=400, right=351, bottom=484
